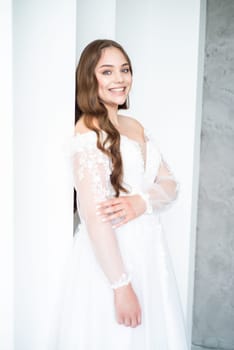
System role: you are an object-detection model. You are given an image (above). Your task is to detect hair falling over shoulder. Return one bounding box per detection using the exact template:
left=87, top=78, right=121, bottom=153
left=75, top=39, right=133, bottom=198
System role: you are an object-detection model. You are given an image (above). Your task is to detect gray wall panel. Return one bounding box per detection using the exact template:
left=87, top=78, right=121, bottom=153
left=192, top=1, right=234, bottom=349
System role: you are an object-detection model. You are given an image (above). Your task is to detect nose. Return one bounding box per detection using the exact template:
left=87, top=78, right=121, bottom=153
left=114, top=70, right=124, bottom=83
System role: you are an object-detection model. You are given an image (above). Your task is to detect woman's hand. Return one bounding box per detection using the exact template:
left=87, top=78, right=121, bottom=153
left=114, top=283, right=142, bottom=328
left=96, top=194, right=146, bottom=228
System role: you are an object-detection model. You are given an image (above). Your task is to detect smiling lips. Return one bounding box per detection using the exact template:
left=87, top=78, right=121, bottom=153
left=109, top=87, right=126, bottom=93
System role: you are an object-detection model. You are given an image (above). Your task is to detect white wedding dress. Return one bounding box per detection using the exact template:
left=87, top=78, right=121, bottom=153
left=54, top=129, right=189, bottom=350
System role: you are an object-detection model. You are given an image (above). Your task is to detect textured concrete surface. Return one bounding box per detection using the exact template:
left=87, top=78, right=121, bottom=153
left=192, top=1, right=234, bottom=350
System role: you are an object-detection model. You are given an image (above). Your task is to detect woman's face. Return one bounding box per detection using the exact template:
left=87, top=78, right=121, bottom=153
left=95, top=47, right=132, bottom=109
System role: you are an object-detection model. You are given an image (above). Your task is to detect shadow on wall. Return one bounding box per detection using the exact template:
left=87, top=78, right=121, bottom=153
left=73, top=210, right=80, bottom=234
left=73, top=190, right=80, bottom=233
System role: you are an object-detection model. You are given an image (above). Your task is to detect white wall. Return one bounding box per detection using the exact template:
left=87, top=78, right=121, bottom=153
left=0, top=1, right=14, bottom=349
left=187, top=1, right=206, bottom=342
left=76, top=0, right=116, bottom=60
left=76, top=0, right=204, bottom=342
left=13, top=1, right=76, bottom=349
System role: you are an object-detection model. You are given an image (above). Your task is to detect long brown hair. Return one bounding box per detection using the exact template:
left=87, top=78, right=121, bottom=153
left=75, top=39, right=133, bottom=197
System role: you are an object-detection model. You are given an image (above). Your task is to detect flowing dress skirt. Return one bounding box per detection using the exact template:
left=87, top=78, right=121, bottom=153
left=53, top=212, right=188, bottom=350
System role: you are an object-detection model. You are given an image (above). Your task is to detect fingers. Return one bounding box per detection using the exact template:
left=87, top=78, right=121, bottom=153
left=97, top=197, right=122, bottom=209
left=96, top=195, right=144, bottom=228
left=97, top=203, right=124, bottom=217
left=96, top=208, right=126, bottom=223
left=96, top=197, right=132, bottom=225
left=101, top=209, right=127, bottom=222
left=117, top=314, right=141, bottom=328
left=98, top=211, right=130, bottom=228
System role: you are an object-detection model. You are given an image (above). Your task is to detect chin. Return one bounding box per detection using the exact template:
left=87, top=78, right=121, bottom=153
left=102, top=97, right=128, bottom=110
left=114, top=97, right=128, bottom=105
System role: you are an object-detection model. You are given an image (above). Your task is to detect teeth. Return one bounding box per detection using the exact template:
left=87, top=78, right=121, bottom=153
left=110, top=88, right=125, bottom=92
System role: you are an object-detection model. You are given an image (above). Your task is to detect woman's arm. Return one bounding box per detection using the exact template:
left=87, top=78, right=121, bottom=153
left=73, top=145, right=129, bottom=286
left=73, top=143, right=141, bottom=326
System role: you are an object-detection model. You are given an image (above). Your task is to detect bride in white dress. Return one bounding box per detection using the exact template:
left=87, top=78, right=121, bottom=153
left=55, top=39, right=189, bottom=349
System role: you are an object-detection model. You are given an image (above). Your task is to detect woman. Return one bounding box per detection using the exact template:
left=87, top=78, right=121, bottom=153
left=57, top=39, right=188, bottom=349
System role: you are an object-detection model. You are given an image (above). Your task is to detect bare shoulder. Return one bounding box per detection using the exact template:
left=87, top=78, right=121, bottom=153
left=119, top=115, right=144, bottom=129
left=118, top=114, right=145, bottom=140
left=74, top=117, right=91, bottom=135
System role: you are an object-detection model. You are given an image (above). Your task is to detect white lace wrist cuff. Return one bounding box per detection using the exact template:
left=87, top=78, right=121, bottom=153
left=110, top=273, right=131, bottom=290
left=138, top=192, right=153, bottom=214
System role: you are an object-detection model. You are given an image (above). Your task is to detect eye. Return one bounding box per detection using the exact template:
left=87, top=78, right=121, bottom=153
left=122, top=67, right=130, bottom=73
left=102, top=70, right=112, bottom=75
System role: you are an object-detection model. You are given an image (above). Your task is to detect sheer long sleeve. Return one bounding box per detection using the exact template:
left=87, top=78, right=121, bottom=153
left=139, top=145, right=179, bottom=214
left=72, top=137, right=130, bottom=289
left=145, top=157, right=179, bottom=213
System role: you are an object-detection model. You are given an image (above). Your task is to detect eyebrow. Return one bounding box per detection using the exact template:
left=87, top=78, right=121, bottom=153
left=98, top=63, right=129, bottom=69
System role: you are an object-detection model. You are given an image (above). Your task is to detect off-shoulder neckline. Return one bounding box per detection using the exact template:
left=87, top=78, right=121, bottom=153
left=73, top=129, right=149, bottom=148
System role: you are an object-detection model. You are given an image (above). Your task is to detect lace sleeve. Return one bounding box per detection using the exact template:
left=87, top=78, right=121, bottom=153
left=72, top=137, right=130, bottom=289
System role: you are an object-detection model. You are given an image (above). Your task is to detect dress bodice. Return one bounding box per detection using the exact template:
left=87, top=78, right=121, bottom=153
left=70, top=129, right=162, bottom=195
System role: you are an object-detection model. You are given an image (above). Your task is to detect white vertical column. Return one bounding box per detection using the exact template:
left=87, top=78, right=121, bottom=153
left=0, top=1, right=14, bottom=350
left=116, top=0, right=204, bottom=342
left=187, top=0, right=207, bottom=342
left=13, top=1, right=76, bottom=349
left=76, top=0, right=116, bottom=59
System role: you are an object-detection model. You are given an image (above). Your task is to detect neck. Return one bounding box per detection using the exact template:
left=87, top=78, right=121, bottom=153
left=106, top=104, right=119, bottom=127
